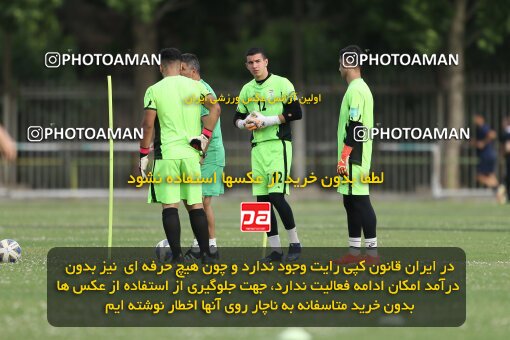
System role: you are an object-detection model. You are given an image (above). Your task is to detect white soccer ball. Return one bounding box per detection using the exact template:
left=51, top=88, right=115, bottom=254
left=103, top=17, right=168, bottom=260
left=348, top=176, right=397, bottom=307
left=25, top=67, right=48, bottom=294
left=0, top=239, right=22, bottom=263
left=278, top=328, right=312, bottom=340
left=155, top=239, right=173, bottom=263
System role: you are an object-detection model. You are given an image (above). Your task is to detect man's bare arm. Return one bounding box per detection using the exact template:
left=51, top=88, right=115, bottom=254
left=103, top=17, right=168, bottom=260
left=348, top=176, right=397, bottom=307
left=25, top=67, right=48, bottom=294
left=140, top=109, right=157, bottom=148
left=201, top=94, right=221, bottom=131
left=0, top=125, right=17, bottom=161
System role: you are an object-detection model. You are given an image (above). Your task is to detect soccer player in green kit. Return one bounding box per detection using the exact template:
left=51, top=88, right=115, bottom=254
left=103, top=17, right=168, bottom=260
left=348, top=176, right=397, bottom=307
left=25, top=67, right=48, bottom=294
left=334, top=45, right=378, bottom=264
left=139, top=48, right=221, bottom=263
left=233, top=47, right=303, bottom=262
left=180, top=53, right=225, bottom=259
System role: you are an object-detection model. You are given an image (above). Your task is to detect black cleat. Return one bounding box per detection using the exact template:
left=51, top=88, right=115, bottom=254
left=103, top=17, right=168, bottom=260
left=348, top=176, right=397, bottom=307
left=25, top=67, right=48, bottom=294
left=209, top=245, right=220, bottom=260
left=285, top=243, right=301, bottom=262
left=171, top=253, right=184, bottom=263
left=259, top=251, right=283, bottom=263
left=202, top=252, right=218, bottom=264
left=184, top=248, right=201, bottom=262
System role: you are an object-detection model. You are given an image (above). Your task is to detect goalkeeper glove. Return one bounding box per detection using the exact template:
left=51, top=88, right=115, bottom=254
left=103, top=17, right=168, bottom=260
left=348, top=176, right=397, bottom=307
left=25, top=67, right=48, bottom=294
left=337, top=145, right=353, bottom=177
left=139, top=147, right=150, bottom=179
left=249, top=111, right=281, bottom=128
left=236, top=117, right=258, bottom=131
left=189, top=128, right=213, bottom=153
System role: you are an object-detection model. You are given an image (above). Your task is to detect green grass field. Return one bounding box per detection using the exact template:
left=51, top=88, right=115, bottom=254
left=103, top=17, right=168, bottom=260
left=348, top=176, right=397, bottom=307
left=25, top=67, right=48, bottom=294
left=0, top=197, right=509, bottom=339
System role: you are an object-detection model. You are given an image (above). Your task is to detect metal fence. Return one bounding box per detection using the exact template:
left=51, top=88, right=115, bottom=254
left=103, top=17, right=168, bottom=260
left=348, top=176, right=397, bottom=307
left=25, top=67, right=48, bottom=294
left=3, top=70, right=510, bottom=193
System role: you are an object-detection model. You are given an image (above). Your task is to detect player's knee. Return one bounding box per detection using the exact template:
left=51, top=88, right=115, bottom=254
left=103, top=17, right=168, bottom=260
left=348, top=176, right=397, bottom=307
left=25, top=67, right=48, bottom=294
left=203, top=196, right=212, bottom=208
left=268, top=193, right=289, bottom=210
left=257, top=195, right=270, bottom=202
left=268, top=193, right=285, bottom=204
left=269, top=193, right=295, bottom=230
left=162, top=203, right=179, bottom=210
left=343, top=195, right=352, bottom=209
left=186, top=203, right=204, bottom=210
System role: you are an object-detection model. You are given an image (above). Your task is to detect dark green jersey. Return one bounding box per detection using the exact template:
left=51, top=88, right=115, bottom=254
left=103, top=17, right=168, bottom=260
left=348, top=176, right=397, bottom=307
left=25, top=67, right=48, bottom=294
left=236, top=74, right=296, bottom=144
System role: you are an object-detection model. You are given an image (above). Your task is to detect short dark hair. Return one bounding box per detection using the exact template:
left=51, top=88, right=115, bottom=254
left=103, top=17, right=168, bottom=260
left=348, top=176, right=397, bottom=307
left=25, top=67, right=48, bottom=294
left=339, top=45, right=365, bottom=68
left=181, top=53, right=201, bottom=73
left=245, top=47, right=267, bottom=59
left=159, top=48, right=182, bottom=65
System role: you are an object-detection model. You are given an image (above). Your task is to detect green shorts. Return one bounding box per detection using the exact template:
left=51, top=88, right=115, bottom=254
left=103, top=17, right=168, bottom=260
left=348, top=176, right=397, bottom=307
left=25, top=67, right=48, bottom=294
left=147, top=156, right=202, bottom=205
left=337, top=164, right=370, bottom=195
left=201, top=163, right=224, bottom=197
left=251, top=140, right=292, bottom=196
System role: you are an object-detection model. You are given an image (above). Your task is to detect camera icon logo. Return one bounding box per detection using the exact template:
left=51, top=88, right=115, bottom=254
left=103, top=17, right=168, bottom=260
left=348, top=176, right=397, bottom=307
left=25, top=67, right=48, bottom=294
left=27, top=126, right=44, bottom=142
left=353, top=126, right=370, bottom=142
left=342, top=52, right=359, bottom=69
left=45, top=52, right=61, bottom=68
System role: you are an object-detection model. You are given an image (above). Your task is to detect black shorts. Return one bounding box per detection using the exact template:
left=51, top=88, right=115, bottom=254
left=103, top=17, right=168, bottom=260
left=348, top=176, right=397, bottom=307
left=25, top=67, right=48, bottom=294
left=477, top=155, right=496, bottom=175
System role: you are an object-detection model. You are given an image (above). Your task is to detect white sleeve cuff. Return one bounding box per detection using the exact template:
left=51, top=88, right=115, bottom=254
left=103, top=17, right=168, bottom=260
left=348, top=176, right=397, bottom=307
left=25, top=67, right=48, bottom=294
left=266, top=115, right=281, bottom=126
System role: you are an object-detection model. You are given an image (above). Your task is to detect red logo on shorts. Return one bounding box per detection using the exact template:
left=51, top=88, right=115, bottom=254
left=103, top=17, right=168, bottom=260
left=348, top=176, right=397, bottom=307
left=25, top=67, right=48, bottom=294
left=240, top=202, right=271, bottom=232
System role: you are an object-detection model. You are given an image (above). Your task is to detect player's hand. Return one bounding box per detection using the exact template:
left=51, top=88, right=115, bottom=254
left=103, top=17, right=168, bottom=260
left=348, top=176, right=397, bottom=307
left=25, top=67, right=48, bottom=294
left=337, top=145, right=353, bottom=177
left=476, top=141, right=485, bottom=149
left=189, top=128, right=213, bottom=153
left=236, top=117, right=258, bottom=131
left=249, top=111, right=281, bottom=128
left=245, top=121, right=259, bottom=131
left=337, top=158, right=348, bottom=177
left=247, top=111, right=266, bottom=130
left=139, top=147, right=150, bottom=179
